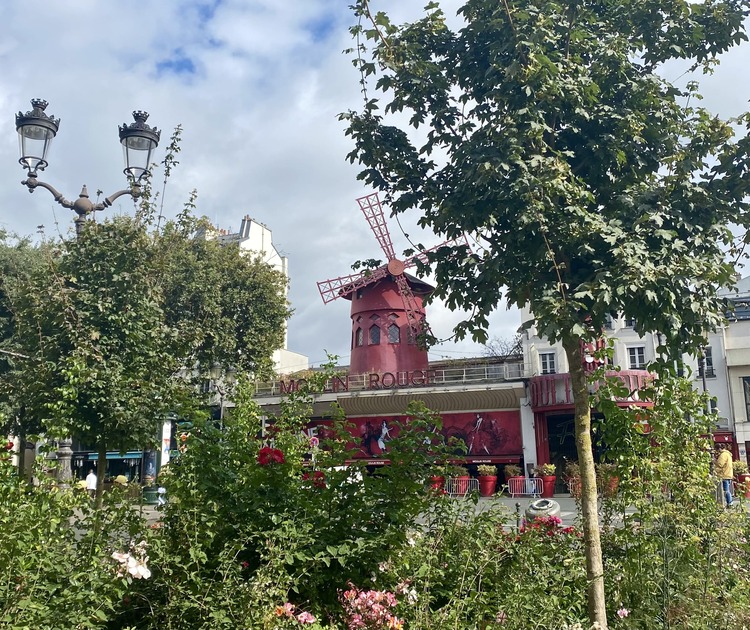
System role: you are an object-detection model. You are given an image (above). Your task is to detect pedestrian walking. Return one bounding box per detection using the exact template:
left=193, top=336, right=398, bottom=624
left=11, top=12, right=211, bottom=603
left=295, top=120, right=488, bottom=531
left=715, top=443, right=734, bottom=508
left=85, top=469, right=97, bottom=498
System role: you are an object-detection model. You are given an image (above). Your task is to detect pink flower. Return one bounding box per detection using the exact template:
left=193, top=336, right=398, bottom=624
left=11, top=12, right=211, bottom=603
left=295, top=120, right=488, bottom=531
left=257, top=446, right=285, bottom=466
left=617, top=607, right=630, bottom=618
left=296, top=611, right=316, bottom=624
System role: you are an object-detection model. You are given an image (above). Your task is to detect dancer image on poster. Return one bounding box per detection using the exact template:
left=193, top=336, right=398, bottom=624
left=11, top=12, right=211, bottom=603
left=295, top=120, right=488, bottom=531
left=377, top=420, right=391, bottom=451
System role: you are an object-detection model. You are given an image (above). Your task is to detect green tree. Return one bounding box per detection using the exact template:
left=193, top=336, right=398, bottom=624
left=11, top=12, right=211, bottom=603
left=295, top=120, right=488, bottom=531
left=0, top=231, right=46, bottom=474
left=156, top=214, right=290, bottom=379
left=8, top=218, right=180, bottom=505
left=342, top=0, right=750, bottom=625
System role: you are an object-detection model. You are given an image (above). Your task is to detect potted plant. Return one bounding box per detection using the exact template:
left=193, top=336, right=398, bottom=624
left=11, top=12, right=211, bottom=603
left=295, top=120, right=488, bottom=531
left=451, top=465, right=471, bottom=496
left=534, top=462, right=557, bottom=498
left=504, top=463, right=524, bottom=496
left=477, top=464, right=498, bottom=497
left=596, top=462, right=619, bottom=498
left=734, top=459, right=750, bottom=498
left=564, top=460, right=581, bottom=498
left=504, top=464, right=523, bottom=479
left=428, top=463, right=447, bottom=492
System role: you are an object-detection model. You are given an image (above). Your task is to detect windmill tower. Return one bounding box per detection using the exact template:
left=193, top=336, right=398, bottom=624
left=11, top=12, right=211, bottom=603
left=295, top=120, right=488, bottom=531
left=317, top=193, right=464, bottom=376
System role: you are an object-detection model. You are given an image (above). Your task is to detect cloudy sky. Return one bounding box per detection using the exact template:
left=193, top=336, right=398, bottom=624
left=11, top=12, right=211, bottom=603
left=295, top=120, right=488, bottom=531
left=1, top=1, right=749, bottom=369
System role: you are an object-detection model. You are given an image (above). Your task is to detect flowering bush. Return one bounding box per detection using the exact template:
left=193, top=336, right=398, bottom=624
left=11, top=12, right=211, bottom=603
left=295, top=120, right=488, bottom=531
left=111, top=540, right=151, bottom=580
left=339, top=584, right=403, bottom=629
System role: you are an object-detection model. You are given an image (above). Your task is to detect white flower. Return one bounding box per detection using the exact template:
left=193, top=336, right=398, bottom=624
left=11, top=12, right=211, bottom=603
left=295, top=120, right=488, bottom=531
left=617, top=608, right=630, bottom=619
left=112, top=545, right=151, bottom=580
left=126, top=554, right=151, bottom=579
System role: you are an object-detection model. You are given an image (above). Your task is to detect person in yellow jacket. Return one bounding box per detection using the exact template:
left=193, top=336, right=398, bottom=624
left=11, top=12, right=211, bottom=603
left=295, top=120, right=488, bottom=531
left=715, top=443, right=734, bottom=507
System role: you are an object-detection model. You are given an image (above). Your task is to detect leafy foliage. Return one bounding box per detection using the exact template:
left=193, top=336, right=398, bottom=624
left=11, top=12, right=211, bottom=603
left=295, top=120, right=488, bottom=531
left=116, top=368, right=451, bottom=628
left=343, top=2, right=750, bottom=623
left=7, top=217, right=177, bottom=459
left=344, top=0, right=750, bottom=353
left=0, top=454, right=148, bottom=630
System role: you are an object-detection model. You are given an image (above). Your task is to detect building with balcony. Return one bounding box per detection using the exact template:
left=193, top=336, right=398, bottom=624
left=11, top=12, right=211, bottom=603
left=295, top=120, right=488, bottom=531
left=253, top=356, right=530, bottom=478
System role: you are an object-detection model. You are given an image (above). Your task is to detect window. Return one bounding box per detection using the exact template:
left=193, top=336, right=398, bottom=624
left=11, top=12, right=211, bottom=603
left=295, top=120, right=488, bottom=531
left=627, top=346, right=646, bottom=369
left=539, top=352, right=556, bottom=375
left=369, top=325, right=381, bottom=345
left=624, top=317, right=636, bottom=328
left=742, top=377, right=750, bottom=422
left=355, top=328, right=364, bottom=347
left=699, top=346, right=715, bottom=378
left=388, top=323, right=400, bottom=344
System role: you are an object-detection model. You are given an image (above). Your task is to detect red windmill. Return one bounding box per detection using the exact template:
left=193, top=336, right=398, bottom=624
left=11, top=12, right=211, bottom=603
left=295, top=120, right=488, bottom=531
left=317, top=193, right=467, bottom=376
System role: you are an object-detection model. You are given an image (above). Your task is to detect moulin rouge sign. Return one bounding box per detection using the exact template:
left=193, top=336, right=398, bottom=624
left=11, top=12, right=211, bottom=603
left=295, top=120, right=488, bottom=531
left=279, top=369, right=436, bottom=394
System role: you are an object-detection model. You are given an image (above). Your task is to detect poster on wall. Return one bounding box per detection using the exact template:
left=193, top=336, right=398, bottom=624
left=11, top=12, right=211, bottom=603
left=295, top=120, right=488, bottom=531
left=341, top=410, right=523, bottom=463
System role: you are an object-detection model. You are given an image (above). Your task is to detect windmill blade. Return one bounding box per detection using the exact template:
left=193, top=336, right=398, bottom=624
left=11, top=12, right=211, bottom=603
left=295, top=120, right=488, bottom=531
left=404, top=234, right=471, bottom=270
left=357, top=193, right=397, bottom=261
left=317, top=267, right=389, bottom=303
left=393, top=273, right=426, bottom=336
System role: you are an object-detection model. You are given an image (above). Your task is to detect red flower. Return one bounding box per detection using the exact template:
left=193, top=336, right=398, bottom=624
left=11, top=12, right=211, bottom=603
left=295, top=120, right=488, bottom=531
left=257, top=447, right=285, bottom=466
left=4, top=441, right=13, bottom=451
left=302, top=470, right=326, bottom=488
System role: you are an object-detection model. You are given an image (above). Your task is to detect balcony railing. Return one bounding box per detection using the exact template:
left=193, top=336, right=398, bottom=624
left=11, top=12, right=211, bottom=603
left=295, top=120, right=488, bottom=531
left=529, top=370, right=651, bottom=410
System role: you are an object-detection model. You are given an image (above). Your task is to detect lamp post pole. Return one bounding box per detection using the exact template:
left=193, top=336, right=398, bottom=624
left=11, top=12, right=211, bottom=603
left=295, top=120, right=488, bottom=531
left=209, top=363, right=237, bottom=428
left=14, top=98, right=161, bottom=484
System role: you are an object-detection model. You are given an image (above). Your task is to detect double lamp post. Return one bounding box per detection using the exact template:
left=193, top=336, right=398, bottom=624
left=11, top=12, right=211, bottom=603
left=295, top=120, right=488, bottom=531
left=13, top=98, right=161, bottom=482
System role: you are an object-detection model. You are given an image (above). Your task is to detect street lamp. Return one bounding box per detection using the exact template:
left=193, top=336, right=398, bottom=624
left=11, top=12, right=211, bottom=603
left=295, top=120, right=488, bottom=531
left=15, top=98, right=160, bottom=236
left=209, top=363, right=237, bottom=424
left=14, top=98, right=160, bottom=484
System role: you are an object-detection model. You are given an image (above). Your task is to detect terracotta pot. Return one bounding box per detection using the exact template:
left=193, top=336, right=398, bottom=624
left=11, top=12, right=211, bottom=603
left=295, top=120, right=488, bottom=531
left=541, top=475, right=556, bottom=498
left=429, top=475, right=445, bottom=491
left=567, top=477, right=581, bottom=498
left=478, top=475, right=497, bottom=497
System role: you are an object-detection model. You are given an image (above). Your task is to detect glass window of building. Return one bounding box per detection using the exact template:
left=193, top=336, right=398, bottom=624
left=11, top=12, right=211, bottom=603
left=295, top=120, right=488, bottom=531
left=628, top=346, right=646, bottom=369
left=388, top=323, right=400, bottom=344
left=540, top=352, right=556, bottom=375
left=369, top=325, right=381, bottom=345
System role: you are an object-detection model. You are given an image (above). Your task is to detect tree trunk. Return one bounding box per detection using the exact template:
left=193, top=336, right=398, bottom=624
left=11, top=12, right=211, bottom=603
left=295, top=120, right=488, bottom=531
left=95, top=443, right=107, bottom=509
left=562, top=336, right=608, bottom=629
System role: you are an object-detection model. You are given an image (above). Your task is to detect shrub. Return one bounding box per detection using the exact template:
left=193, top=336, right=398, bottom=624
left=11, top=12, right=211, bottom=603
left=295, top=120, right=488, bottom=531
left=477, top=464, right=497, bottom=477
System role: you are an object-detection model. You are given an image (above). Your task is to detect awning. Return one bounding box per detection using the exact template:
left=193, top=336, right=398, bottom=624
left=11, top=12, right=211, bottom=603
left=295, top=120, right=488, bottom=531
left=86, top=451, right=143, bottom=460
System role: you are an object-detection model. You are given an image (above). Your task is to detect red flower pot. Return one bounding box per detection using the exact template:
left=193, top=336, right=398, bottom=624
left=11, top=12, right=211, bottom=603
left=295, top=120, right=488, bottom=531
left=478, top=475, right=497, bottom=497
left=429, top=475, right=445, bottom=491
left=541, top=475, right=556, bottom=498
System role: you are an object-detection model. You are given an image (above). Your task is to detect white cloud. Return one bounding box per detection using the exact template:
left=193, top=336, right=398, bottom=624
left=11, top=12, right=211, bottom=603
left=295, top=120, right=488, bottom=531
left=1, top=1, right=748, bottom=366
